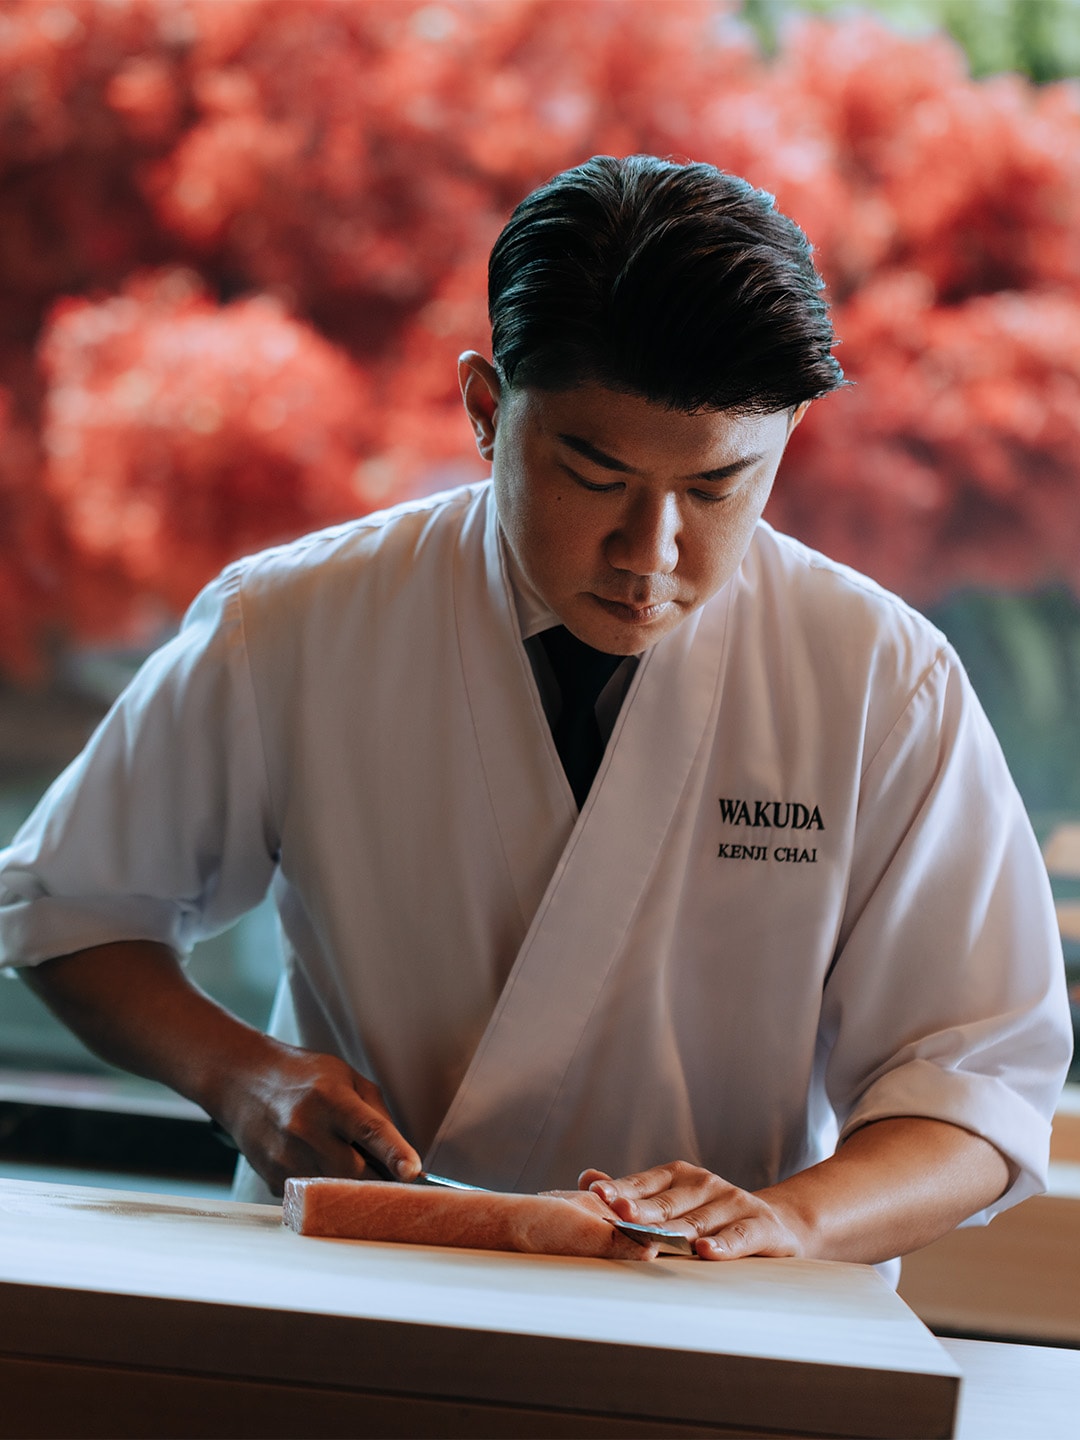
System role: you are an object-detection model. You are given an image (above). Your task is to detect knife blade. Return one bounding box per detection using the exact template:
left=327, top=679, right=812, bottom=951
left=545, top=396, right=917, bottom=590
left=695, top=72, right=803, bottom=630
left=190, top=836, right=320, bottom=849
left=414, top=1171, right=491, bottom=1191
left=609, top=1220, right=697, bottom=1255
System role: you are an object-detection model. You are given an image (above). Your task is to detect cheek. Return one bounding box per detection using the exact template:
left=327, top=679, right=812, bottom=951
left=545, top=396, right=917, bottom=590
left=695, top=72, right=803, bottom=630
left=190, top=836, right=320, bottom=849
left=499, top=482, right=585, bottom=588
left=691, top=502, right=762, bottom=587
left=524, top=488, right=596, bottom=557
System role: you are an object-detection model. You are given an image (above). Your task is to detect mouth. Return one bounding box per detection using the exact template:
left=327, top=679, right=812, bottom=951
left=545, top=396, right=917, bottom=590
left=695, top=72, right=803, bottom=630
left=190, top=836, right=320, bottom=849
left=590, top=594, right=675, bottom=625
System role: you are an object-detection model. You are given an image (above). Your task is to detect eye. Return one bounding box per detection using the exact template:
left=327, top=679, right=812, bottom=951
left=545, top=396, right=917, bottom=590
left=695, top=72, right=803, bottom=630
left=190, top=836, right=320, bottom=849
left=560, top=464, right=622, bottom=494
left=690, top=488, right=731, bottom=504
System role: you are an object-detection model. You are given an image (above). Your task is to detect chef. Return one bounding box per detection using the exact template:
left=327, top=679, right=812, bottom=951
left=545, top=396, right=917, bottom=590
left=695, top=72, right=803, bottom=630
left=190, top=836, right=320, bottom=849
left=0, top=155, right=1071, bottom=1275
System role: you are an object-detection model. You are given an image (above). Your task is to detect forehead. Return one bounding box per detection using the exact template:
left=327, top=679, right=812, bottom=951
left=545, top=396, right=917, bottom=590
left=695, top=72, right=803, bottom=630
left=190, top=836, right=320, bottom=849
left=506, top=382, right=790, bottom=469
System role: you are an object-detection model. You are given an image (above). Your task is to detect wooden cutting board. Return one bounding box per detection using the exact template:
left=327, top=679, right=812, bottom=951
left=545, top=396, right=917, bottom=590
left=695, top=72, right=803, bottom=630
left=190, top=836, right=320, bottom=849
left=0, top=1177, right=959, bottom=1439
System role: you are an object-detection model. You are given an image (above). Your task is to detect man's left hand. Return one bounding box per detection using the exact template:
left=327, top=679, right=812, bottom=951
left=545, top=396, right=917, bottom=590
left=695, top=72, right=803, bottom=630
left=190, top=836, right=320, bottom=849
left=580, top=1120, right=1012, bottom=1266
left=579, top=1161, right=804, bottom=1260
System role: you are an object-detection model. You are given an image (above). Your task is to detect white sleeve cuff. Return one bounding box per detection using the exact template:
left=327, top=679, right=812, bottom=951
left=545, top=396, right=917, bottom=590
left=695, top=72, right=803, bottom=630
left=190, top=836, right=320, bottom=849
left=0, top=894, right=196, bottom=968
left=839, top=1057, right=1055, bottom=1224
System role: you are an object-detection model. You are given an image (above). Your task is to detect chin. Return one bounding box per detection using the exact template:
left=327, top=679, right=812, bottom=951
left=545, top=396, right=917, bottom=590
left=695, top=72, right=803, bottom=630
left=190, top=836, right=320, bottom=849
left=572, top=610, right=681, bottom=657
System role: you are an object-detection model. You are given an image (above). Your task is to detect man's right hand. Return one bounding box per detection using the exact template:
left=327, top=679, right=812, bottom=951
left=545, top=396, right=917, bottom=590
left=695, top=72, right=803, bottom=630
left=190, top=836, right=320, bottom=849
left=218, top=1039, right=421, bottom=1196
left=22, top=940, right=420, bottom=1197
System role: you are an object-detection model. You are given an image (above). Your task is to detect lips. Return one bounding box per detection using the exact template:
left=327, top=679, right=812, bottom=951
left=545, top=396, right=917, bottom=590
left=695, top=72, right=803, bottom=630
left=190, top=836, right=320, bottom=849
left=591, top=594, right=674, bottom=623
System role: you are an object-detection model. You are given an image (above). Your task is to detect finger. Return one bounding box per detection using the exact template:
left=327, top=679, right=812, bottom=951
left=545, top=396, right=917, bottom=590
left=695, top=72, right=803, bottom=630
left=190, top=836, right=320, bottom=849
left=597, top=1170, right=727, bottom=1226
left=586, top=1162, right=680, bottom=1208
left=349, top=1141, right=396, bottom=1181
left=258, top=1117, right=375, bottom=1192
left=348, top=1077, right=422, bottom=1180
left=578, top=1168, right=613, bottom=1191
left=694, top=1214, right=797, bottom=1261
left=352, top=1074, right=395, bottom=1119
left=333, top=1090, right=421, bottom=1181
left=298, top=1129, right=396, bottom=1186
left=347, top=1118, right=421, bottom=1182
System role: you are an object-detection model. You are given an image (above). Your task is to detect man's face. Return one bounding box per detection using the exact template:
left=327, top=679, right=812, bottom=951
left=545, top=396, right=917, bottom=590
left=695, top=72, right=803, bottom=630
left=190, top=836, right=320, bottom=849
left=459, top=353, right=807, bottom=655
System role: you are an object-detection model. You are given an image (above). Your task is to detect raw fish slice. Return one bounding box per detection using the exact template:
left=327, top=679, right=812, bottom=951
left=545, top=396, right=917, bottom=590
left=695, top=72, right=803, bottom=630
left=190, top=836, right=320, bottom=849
left=282, top=1178, right=656, bottom=1260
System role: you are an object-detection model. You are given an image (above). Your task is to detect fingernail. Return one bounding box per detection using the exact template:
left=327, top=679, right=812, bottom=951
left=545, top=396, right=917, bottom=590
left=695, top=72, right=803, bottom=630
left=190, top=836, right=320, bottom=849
left=591, top=1182, right=616, bottom=1203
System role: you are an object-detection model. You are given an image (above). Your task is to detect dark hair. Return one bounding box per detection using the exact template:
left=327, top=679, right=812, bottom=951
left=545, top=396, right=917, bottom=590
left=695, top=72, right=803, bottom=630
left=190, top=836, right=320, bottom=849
left=488, top=154, right=845, bottom=414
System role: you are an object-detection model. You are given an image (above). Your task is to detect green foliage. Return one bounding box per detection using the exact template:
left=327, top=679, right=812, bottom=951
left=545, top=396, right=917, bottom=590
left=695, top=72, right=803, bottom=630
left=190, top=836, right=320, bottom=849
left=742, top=0, right=1080, bottom=79
left=927, top=588, right=1080, bottom=827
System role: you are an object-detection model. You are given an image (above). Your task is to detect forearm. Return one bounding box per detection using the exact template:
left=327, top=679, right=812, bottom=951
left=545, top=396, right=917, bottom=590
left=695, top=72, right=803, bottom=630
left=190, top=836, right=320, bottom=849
left=21, top=940, right=420, bottom=1192
left=757, top=1116, right=1011, bottom=1264
left=21, top=940, right=270, bottom=1121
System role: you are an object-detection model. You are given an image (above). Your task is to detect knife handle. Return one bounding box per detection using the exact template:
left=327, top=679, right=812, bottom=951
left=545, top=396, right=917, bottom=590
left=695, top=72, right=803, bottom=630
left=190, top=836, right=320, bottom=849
left=350, top=1143, right=396, bottom=1181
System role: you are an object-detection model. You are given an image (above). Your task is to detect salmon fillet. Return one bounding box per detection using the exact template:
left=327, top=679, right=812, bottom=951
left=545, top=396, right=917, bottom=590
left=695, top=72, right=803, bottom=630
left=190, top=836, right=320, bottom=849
left=282, top=1179, right=656, bottom=1260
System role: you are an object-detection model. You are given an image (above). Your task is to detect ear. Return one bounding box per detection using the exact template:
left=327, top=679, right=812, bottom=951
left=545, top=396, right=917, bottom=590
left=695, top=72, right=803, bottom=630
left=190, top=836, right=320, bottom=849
left=788, top=400, right=811, bottom=435
left=458, top=352, right=502, bottom=462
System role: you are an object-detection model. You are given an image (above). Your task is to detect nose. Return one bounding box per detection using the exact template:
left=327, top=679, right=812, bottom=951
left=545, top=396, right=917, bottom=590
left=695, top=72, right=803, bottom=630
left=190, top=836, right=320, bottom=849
left=606, top=490, right=680, bottom=577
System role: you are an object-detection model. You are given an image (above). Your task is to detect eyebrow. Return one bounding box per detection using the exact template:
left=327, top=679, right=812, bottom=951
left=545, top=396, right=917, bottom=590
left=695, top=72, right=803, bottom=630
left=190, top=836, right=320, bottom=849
left=556, top=432, right=765, bottom=483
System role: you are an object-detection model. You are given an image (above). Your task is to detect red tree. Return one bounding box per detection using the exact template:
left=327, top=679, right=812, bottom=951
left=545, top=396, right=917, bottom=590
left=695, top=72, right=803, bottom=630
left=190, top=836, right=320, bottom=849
left=1, top=0, right=1078, bottom=676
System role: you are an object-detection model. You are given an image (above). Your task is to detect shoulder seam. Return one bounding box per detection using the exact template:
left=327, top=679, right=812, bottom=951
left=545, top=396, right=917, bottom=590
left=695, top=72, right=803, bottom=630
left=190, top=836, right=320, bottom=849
left=229, top=577, right=281, bottom=854
left=233, top=482, right=488, bottom=584
left=758, top=523, right=948, bottom=645
left=859, top=647, right=953, bottom=782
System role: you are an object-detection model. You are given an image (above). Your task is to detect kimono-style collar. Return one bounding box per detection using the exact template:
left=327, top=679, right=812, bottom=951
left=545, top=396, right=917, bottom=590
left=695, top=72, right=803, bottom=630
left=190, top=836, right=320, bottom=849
left=499, top=524, right=561, bottom=642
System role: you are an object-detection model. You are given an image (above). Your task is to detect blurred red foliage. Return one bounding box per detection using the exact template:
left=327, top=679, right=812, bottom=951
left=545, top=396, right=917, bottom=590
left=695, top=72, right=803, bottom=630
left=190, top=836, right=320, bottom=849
left=0, top=384, right=56, bottom=679
left=1, top=0, right=1079, bottom=677
left=40, top=269, right=382, bottom=611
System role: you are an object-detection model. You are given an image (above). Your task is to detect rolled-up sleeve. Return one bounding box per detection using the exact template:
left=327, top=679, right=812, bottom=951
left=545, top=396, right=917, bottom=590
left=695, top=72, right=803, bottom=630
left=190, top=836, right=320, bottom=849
left=0, top=565, right=278, bottom=968
left=823, top=650, right=1073, bottom=1222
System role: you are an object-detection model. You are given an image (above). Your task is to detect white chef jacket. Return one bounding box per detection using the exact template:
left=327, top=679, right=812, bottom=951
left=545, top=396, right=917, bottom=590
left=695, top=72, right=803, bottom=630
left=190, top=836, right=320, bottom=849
left=0, top=482, right=1071, bottom=1237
